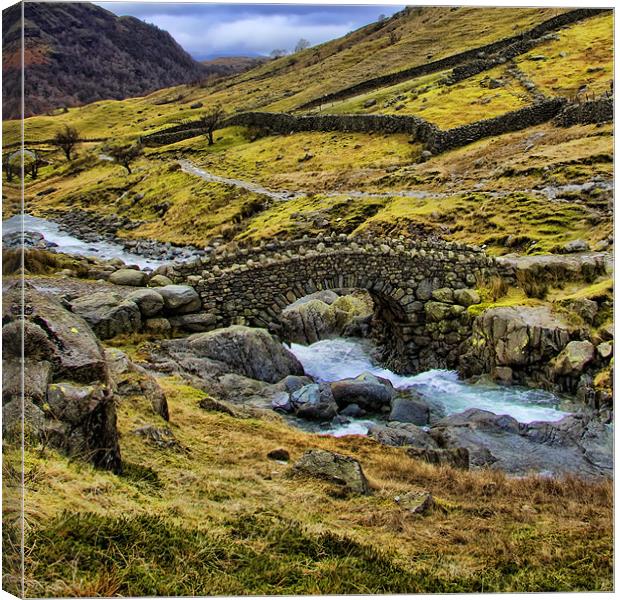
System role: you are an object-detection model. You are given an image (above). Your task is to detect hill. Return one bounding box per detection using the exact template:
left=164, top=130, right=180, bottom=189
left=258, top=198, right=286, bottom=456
left=2, top=1, right=211, bottom=119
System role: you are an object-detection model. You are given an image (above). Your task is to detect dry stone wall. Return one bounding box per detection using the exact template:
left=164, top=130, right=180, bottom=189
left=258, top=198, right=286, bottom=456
left=554, top=97, right=613, bottom=127
left=297, top=8, right=608, bottom=110
left=165, top=235, right=504, bottom=373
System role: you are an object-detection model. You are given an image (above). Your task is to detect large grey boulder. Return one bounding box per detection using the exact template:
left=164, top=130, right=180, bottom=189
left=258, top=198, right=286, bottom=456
left=290, top=383, right=338, bottom=421
left=69, top=292, right=141, bottom=340
left=2, top=282, right=121, bottom=472
left=158, top=285, right=201, bottom=315
left=109, top=268, right=148, bottom=287
left=331, top=372, right=394, bottom=411
left=288, top=449, right=371, bottom=495
left=281, top=293, right=373, bottom=344
left=389, top=395, right=431, bottom=425
left=126, top=289, right=165, bottom=317
left=185, top=325, right=304, bottom=383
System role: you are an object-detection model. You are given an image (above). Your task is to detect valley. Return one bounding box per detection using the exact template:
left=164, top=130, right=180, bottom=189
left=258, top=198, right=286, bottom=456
left=2, top=4, right=614, bottom=596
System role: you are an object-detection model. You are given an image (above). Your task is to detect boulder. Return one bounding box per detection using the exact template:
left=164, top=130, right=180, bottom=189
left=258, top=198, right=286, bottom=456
left=149, top=274, right=174, bottom=287
left=290, top=383, right=338, bottom=421
left=126, top=289, right=165, bottom=317
left=551, top=340, right=596, bottom=376
left=288, top=449, right=371, bottom=495
left=394, top=491, right=435, bottom=515
left=389, top=395, right=431, bottom=425
left=186, top=326, right=304, bottom=383
left=2, top=281, right=121, bottom=472
left=460, top=305, right=575, bottom=385
left=454, top=288, right=481, bottom=307
left=562, top=239, right=590, bottom=254
left=70, top=292, right=141, bottom=340
left=158, top=285, right=202, bottom=315
left=281, top=293, right=372, bottom=344
left=109, top=268, right=148, bottom=287
left=168, top=312, right=218, bottom=333
left=331, top=372, right=394, bottom=411
left=105, top=348, right=169, bottom=420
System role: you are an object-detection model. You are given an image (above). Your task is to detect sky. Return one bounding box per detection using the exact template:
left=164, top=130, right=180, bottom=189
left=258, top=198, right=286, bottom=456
left=97, top=3, right=405, bottom=60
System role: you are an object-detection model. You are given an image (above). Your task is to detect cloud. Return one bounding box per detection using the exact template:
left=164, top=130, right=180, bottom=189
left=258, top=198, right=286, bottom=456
left=155, top=13, right=355, bottom=56
left=97, top=3, right=404, bottom=58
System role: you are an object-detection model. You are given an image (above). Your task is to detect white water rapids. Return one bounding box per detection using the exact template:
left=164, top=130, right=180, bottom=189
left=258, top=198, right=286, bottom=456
left=3, top=214, right=162, bottom=269
left=289, top=338, right=574, bottom=437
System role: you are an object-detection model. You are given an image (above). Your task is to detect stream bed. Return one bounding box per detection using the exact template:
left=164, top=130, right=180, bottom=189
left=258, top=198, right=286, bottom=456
left=289, top=338, right=578, bottom=437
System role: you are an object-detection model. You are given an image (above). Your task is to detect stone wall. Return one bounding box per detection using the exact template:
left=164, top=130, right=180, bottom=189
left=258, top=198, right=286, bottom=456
left=163, top=235, right=503, bottom=373
left=297, top=9, right=608, bottom=110
left=144, top=98, right=574, bottom=156
left=554, top=97, right=613, bottom=127
left=143, top=112, right=438, bottom=146
left=425, top=98, right=566, bottom=154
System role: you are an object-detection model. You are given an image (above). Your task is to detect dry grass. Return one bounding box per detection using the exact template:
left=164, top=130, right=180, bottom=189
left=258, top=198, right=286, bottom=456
left=5, top=370, right=612, bottom=596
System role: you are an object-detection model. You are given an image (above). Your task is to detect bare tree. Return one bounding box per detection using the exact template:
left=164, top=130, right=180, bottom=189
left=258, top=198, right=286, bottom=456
left=108, top=141, right=143, bottom=175
left=199, top=105, right=226, bottom=146
left=270, top=49, right=287, bottom=59
left=53, top=125, right=80, bottom=161
left=294, top=38, right=310, bottom=53
left=25, top=151, right=44, bottom=179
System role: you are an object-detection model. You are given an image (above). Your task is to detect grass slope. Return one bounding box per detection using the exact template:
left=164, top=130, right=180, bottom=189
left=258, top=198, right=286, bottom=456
left=3, top=373, right=612, bottom=596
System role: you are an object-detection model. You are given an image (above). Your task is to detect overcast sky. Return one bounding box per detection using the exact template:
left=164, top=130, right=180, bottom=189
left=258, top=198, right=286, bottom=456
left=97, top=3, right=404, bottom=60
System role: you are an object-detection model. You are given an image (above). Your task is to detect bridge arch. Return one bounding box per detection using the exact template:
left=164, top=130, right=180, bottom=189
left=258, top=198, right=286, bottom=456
left=168, top=235, right=502, bottom=373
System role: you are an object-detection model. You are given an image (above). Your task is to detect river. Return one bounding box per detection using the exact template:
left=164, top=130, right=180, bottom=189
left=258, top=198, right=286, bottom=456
left=3, top=214, right=162, bottom=269
left=289, top=337, right=575, bottom=437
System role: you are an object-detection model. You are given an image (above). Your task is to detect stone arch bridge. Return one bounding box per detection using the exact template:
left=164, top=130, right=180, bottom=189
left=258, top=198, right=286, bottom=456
left=167, top=235, right=504, bottom=373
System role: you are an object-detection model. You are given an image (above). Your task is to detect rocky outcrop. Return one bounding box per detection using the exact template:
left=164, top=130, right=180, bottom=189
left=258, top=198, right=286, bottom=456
left=2, top=282, right=121, bottom=472
left=288, top=449, right=371, bottom=495
left=460, top=304, right=612, bottom=403
left=429, top=408, right=612, bottom=477
left=460, top=305, right=574, bottom=385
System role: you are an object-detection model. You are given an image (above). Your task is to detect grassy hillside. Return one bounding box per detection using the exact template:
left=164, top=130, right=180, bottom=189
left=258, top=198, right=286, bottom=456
left=4, top=371, right=612, bottom=596
left=1, top=7, right=613, bottom=250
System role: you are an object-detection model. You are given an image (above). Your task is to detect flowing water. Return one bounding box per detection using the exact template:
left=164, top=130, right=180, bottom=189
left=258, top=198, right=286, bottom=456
left=2, top=214, right=163, bottom=269
left=290, top=338, right=575, bottom=436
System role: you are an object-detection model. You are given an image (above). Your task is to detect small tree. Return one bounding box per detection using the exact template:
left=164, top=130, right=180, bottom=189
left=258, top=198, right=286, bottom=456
left=108, top=141, right=143, bottom=175
left=199, top=105, right=226, bottom=146
left=53, top=125, right=80, bottom=161
left=294, top=38, right=310, bottom=53
left=270, top=49, right=287, bottom=59
left=25, top=150, right=44, bottom=179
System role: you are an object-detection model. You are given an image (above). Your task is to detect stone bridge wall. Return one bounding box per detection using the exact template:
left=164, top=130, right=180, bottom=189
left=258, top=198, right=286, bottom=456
left=166, top=235, right=504, bottom=373
left=296, top=8, right=608, bottom=110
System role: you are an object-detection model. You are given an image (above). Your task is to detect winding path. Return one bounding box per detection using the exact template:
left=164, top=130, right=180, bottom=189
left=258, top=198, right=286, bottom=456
left=179, top=159, right=613, bottom=206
